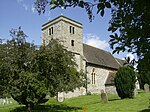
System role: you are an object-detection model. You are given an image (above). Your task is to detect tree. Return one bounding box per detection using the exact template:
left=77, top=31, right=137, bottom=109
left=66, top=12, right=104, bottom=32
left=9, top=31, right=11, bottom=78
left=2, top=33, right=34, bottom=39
left=34, top=0, right=150, bottom=85
left=137, top=52, right=150, bottom=89
left=114, top=67, right=137, bottom=99
left=0, top=27, right=48, bottom=112
left=0, top=27, right=85, bottom=112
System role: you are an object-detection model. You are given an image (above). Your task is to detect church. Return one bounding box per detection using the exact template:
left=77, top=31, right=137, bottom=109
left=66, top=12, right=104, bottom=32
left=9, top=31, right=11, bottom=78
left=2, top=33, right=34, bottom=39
left=42, top=16, right=125, bottom=99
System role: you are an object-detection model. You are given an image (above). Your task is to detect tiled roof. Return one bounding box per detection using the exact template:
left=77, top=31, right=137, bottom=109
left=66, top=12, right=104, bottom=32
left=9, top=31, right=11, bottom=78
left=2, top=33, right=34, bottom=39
left=83, top=44, right=120, bottom=69
left=115, top=58, right=126, bottom=67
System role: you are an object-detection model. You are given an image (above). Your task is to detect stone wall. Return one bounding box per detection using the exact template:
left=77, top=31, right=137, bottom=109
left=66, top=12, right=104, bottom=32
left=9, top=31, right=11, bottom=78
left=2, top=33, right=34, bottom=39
left=86, top=65, right=116, bottom=94
left=105, top=86, right=117, bottom=94
left=63, top=87, right=86, bottom=98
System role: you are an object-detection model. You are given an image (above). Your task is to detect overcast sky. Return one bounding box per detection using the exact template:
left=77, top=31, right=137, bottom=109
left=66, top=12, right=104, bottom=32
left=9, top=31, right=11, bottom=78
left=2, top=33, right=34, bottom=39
left=0, top=0, right=135, bottom=60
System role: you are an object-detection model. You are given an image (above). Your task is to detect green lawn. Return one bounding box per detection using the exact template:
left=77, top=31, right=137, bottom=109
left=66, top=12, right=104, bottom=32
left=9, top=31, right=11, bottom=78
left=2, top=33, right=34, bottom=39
left=0, top=92, right=150, bottom=112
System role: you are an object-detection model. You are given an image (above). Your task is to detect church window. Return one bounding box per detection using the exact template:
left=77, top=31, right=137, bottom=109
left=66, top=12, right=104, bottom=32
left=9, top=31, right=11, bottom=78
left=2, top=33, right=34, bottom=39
left=51, top=27, right=53, bottom=34
left=49, top=27, right=53, bottom=35
left=71, top=40, right=74, bottom=46
left=69, top=26, right=75, bottom=34
left=91, top=68, right=96, bottom=84
left=49, top=28, right=51, bottom=35
left=72, top=27, right=74, bottom=34
left=70, top=26, right=72, bottom=33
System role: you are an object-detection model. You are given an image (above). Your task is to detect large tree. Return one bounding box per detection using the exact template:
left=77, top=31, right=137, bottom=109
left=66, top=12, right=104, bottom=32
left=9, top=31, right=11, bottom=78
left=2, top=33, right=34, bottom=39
left=34, top=0, right=150, bottom=87
left=0, top=27, right=85, bottom=112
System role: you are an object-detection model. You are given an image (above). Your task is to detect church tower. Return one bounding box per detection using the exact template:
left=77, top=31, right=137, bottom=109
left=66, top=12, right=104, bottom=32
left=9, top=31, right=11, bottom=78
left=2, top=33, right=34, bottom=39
left=42, top=16, right=84, bottom=71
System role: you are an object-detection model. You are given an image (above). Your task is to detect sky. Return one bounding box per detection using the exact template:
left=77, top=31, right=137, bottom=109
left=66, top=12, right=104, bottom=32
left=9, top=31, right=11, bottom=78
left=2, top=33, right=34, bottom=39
left=0, top=0, right=135, bottom=60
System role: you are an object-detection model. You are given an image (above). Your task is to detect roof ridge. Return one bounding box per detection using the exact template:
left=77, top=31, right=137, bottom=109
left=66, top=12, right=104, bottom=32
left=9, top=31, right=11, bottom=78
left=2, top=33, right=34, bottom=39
left=83, top=43, right=111, bottom=54
left=42, top=15, right=82, bottom=27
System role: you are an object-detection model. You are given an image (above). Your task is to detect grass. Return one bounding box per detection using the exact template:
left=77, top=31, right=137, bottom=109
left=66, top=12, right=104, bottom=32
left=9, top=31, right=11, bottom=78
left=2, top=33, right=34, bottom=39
left=0, top=92, right=150, bottom=112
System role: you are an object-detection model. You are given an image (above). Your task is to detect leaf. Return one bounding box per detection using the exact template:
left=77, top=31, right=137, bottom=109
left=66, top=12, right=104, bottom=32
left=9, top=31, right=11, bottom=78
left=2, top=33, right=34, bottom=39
left=78, top=1, right=84, bottom=8
left=50, top=0, right=55, bottom=4
left=97, top=9, right=101, bottom=14
left=112, top=49, right=117, bottom=54
left=105, top=2, right=111, bottom=8
left=110, top=35, right=115, bottom=39
left=50, top=5, right=57, bottom=9
left=97, top=3, right=104, bottom=9
left=100, top=9, right=104, bottom=17
left=59, top=0, right=64, bottom=5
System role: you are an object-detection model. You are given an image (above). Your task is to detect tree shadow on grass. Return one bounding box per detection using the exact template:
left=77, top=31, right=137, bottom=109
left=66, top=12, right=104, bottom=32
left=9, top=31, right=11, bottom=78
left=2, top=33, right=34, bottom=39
left=10, top=104, right=82, bottom=112
left=138, top=109, right=150, bottom=112
left=108, top=98, right=121, bottom=102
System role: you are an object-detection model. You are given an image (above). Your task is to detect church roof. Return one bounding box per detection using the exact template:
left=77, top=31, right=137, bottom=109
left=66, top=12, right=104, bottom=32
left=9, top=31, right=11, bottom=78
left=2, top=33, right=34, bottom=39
left=115, top=58, right=126, bottom=67
left=83, top=44, right=120, bottom=69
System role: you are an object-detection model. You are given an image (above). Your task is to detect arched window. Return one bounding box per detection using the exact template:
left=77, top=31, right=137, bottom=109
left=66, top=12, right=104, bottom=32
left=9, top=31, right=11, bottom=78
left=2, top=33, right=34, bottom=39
left=49, top=27, right=53, bottom=35
left=69, top=26, right=75, bottom=34
left=91, top=68, right=96, bottom=84
left=72, top=27, right=74, bottom=34
left=70, top=26, right=72, bottom=33
left=71, top=40, right=74, bottom=46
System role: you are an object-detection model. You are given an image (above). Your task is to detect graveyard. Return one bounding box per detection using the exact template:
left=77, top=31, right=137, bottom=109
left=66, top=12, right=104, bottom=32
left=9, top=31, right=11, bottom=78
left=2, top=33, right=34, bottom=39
left=0, top=90, right=150, bottom=112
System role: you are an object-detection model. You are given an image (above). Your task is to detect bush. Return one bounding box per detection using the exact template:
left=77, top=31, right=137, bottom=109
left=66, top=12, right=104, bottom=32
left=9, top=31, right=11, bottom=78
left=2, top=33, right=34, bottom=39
left=114, top=67, right=137, bottom=99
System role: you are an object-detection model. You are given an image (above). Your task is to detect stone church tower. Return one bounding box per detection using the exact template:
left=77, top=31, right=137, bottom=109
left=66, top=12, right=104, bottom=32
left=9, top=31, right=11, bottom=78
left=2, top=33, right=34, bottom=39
left=41, top=16, right=125, bottom=99
left=42, top=16, right=85, bottom=71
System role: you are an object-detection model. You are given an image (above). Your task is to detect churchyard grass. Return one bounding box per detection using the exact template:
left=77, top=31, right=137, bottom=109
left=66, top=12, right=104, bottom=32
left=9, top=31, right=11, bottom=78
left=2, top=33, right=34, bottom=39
left=0, top=91, right=150, bottom=112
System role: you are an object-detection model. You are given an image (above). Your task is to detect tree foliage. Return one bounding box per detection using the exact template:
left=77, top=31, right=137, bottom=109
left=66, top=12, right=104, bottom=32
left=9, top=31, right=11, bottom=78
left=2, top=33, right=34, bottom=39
left=0, top=27, right=85, bottom=112
left=114, top=67, right=137, bottom=99
left=34, top=0, right=112, bottom=22
left=137, top=52, right=150, bottom=89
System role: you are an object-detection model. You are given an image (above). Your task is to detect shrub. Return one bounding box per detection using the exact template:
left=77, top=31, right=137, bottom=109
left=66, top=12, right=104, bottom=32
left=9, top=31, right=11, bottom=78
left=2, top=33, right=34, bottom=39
left=114, top=67, right=137, bottom=99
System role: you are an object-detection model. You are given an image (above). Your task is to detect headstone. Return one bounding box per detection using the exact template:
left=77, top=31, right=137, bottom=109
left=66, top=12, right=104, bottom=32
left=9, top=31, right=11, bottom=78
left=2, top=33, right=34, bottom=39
left=0, top=98, right=2, bottom=104
left=6, top=100, right=9, bottom=104
left=100, top=90, right=108, bottom=103
left=10, top=100, right=12, bottom=104
left=57, top=92, right=65, bottom=102
left=80, top=87, right=86, bottom=95
left=2, top=99, right=6, bottom=104
left=134, top=88, right=138, bottom=97
left=135, top=77, right=140, bottom=90
left=6, top=97, right=9, bottom=104
left=144, top=84, right=149, bottom=92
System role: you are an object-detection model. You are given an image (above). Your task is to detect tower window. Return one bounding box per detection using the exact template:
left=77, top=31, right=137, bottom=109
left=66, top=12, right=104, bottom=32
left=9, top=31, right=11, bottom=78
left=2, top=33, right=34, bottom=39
left=71, top=40, right=74, bottom=46
left=51, top=27, right=53, bottom=34
left=70, top=26, right=72, bottom=33
left=49, top=27, right=53, bottom=35
left=72, top=27, right=74, bottom=34
left=69, top=26, right=75, bottom=34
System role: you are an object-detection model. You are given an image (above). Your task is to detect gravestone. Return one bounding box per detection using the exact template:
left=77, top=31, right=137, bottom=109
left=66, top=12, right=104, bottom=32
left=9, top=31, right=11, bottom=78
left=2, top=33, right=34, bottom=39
left=10, top=100, right=12, bottom=104
left=2, top=99, right=6, bottom=104
left=100, top=90, right=108, bottom=103
left=144, top=84, right=149, bottom=92
left=134, top=88, right=138, bottom=97
left=57, top=92, right=65, bottom=102
left=0, top=98, right=2, bottom=104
